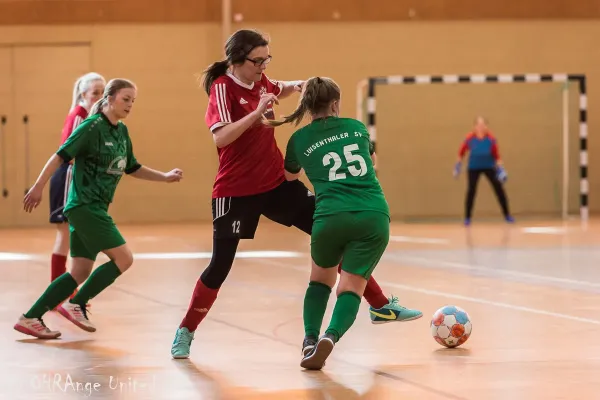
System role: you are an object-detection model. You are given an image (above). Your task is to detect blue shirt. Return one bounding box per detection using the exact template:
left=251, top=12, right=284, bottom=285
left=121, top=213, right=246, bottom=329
left=459, top=133, right=498, bottom=170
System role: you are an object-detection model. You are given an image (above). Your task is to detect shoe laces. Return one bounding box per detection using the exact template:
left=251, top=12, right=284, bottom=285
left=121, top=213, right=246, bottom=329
left=175, top=329, right=193, bottom=346
left=73, top=304, right=90, bottom=320
left=388, top=295, right=407, bottom=310
left=36, top=318, right=51, bottom=332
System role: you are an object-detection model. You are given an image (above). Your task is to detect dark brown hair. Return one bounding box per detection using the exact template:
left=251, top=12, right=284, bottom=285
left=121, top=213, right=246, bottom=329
left=268, top=77, right=341, bottom=127
left=202, top=29, right=269, bottom=95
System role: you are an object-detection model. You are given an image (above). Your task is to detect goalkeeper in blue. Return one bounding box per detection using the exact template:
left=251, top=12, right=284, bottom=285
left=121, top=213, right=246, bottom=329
left=453, top=116, right=514, bottom=226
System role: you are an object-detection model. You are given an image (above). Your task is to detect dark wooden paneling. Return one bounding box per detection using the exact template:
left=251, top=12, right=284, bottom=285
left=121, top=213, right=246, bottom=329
left=0, top=0, right=219, bottom=25
left=233, top=0, right=600, bottom=22
left=1, top=0, right=599, bottom=24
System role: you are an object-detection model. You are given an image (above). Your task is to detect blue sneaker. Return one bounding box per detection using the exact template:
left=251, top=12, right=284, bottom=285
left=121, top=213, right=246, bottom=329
left=505, top=215, right=515, bottom=223
left=171, top=327, right=194, bottom=359
left=369, top=296, right=423, bottom=324
left=464, top=218, right=471, bottom=226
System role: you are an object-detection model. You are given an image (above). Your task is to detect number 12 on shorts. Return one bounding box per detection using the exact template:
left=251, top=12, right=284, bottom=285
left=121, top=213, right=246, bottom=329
left=323, top=143, right=368, bottom=181
left=232, top=220, right=240, bottom=233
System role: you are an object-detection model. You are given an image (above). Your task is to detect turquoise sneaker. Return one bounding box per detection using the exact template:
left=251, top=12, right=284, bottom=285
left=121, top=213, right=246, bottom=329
left=171, top=327, right=194, bottom=359
left=369, top=296, right=423, bottom=324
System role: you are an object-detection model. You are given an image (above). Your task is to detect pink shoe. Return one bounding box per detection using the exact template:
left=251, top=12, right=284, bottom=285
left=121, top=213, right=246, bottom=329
left=57, top=301, right=96, bottom=332
left=14, top=315, right=61, bottom=339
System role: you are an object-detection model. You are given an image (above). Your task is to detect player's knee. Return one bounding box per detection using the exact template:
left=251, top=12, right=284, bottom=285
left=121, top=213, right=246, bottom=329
left=310, top=260, right=337, bottom=288
left=114, top=247, right=134, bottom=272
left=201, top=256, right=234, bottom=289
left=70, top=258, right=94, bottom=284
left=53, top=224, right=70, bottom=254
left=200, top=238, right=239, bottom=289
left=71, top=269, right=90, bottom=285
left=337, top=272, right=367, bottom=297
left=56, top=222, right=69, bottom=235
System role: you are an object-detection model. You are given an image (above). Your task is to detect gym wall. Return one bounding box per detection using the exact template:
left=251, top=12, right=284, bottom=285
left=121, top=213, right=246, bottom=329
left=0, top=0, right=598, bottom=226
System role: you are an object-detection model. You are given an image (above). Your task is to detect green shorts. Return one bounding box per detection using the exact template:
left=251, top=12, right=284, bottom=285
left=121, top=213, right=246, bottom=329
left=311, top=211, right=390, bottom=279
left=65, top=204, right=126, bottom=261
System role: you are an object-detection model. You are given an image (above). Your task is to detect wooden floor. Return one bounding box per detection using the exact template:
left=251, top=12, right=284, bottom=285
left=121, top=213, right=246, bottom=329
left=2, top=218, right=600, bottom=399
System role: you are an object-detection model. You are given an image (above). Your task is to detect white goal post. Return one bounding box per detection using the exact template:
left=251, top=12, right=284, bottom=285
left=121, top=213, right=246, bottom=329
left=357, top=73, right=589, bottom=221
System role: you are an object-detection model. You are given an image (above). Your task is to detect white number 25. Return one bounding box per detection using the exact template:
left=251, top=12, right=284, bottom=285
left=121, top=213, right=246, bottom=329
left=322, top=144, right=367, bottom=181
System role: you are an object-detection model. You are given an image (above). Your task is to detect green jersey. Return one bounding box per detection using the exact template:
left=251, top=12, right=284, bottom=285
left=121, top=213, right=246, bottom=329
left=284, top=117, right=389, bottom=219
left=56, top=113, right=141, bottom=212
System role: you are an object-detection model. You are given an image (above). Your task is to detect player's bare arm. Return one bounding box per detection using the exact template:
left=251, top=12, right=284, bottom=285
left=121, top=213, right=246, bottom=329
left=23, top=154, right=64, bottom=212
left=130, top=166, right=183, bottom=183
left=278, top=80, right=305, bottom=99
left=212, top=93, right=279, bottom=148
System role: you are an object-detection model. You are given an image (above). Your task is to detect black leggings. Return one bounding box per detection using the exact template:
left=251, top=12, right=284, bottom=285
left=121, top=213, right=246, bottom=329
left=200, top=204, right=314, bottom=290
left=466, top=169, right=510, bottom=219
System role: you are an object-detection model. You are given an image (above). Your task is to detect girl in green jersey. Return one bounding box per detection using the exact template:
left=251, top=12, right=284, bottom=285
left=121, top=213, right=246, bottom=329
left=270, top=77, right=419, bottom=370
left=15, top=78, right=184, bottom=339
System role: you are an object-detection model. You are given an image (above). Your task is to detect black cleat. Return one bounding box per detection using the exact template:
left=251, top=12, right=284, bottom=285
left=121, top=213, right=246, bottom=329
left=300, top=333, right=335, bottom=370
left=302, top=336, right=317, bottom=357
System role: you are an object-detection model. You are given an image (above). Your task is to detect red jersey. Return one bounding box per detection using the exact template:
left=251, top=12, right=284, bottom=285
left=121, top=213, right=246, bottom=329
left=60, top=105, right=88, bottom=145
left=206, top=72, right=285, bottom=198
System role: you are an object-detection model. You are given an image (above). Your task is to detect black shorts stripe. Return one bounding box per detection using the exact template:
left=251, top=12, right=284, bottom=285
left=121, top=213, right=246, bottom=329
left=211, top=180, right=315, bottom=239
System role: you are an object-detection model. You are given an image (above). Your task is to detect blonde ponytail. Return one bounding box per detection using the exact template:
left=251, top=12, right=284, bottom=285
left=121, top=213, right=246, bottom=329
left=70, top=77, right=84, bottom=111
left=70, top=72, right=106, bottom=110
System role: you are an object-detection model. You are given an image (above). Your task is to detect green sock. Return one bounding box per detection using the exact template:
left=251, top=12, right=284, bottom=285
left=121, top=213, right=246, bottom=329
left=325, top=291, right=362, bottom=342
left=303, top=281, right=332, bottom=338
left=70, top=261, right=122, bottom=306
left=24, top=273, right=78, bottom=319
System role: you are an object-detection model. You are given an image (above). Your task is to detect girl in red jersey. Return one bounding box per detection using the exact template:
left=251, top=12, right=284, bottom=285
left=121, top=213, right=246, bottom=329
left=171, top=29, right=422, bottom=359
left=49, top=73, right=105, bottom=287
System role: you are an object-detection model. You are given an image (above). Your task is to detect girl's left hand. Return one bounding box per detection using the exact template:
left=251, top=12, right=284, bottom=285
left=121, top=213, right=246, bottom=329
left=293, top=81, right=305, bottom=92
left=165, top=168, right=183, bottom=183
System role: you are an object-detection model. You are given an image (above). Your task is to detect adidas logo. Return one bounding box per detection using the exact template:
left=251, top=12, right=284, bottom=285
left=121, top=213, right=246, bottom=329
left=239, top=98, right=248, bottom=105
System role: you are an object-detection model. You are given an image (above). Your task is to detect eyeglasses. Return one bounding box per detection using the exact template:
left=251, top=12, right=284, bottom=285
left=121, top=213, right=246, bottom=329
left=245, top=55, right=272, bottom=67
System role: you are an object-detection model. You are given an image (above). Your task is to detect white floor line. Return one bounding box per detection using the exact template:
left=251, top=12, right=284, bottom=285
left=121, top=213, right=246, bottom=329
left=382, top=281, right=600, bottom=325
left=0, top=251, right=305, bottom=262
left=260, top=259, right=600, bottom=326
left=386, top=254, right=600, bottom=290
left=389, top=236, right=449, bottom=244
left=0, top=252, right=34, bottom=261
left=521, top=226, right=567, bottom=234
left=133, top=251, right=303, bottom=260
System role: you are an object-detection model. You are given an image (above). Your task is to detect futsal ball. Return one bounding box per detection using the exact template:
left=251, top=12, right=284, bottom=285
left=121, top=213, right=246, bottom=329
left=430, top=305, right=472, bottom=348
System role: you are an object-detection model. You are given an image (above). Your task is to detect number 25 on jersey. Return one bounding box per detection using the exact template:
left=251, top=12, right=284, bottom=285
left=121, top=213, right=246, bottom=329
left=323, top=143, right=368, bottom=181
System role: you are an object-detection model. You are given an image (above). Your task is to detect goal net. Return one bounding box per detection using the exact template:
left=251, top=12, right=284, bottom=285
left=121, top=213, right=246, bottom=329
left=357, top=74, right=588, bottom=222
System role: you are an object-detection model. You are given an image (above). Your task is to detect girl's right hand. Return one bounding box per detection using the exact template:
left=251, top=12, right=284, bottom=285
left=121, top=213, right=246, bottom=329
left=256, top=93, right=279, bottom=115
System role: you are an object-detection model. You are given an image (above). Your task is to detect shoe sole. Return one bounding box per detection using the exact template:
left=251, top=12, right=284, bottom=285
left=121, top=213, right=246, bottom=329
left=172, top=354, right=190, bottom=359
left=13, top=324, right=61, bottom=339
left=371, top=313, right=423, bottom=324
left=301, top=338, right=334, bottom=370
left=57, top=307, right=96, bottom=333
